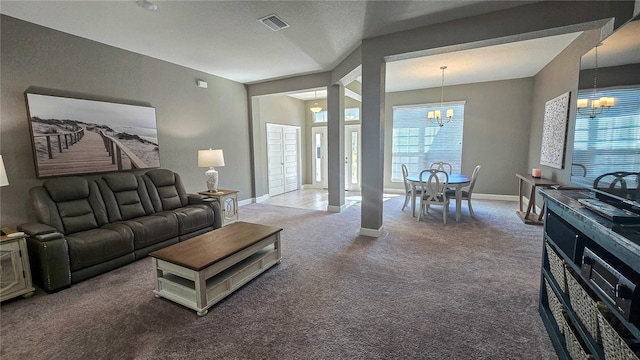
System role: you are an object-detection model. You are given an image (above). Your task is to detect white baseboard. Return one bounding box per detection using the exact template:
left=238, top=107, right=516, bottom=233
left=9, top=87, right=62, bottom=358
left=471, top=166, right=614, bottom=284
left=382, top=189, right=519, bottom=202
left=383, top=188, right=405, bottom=195
left=302, top=184, right=326, bottom=190
left=472, top=193, right=518, bottom=202
left=252, top=194, right=270, bottom=204
left=238, top=198, right=253, bottom=207
left=360, top=226, right=384, bottom=238
left=327, top=204, right=346, bottom=213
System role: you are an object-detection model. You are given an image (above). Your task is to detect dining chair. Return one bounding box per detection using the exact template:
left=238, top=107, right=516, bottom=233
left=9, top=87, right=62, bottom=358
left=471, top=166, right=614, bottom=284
left=401, top=164, right=420, bottom=210
left=430, top=161, right=453, bottom=174
left=593, top=171, right=640, bottom=201
left=446, top=165, right=481, bottom=217
left=417, top=169, right=450, bottom=224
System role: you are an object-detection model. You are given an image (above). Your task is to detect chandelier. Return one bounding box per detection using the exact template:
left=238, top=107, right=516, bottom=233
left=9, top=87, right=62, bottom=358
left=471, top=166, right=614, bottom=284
left=310, top=90, right=322, bottom=113
left=576, top=44, right=615, bottom=118
left=428, top=66, right=454, bottom=127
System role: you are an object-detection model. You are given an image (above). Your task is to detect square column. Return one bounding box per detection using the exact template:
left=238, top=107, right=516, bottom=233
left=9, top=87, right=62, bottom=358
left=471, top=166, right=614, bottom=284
left=327, top=84, right=345, bottom=212
left=360, top=55, right=385, bottom=237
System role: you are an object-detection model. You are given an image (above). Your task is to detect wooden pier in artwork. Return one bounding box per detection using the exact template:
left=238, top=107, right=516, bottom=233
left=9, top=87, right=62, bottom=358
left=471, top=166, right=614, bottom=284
left=34, top=127, right=147, bottom=177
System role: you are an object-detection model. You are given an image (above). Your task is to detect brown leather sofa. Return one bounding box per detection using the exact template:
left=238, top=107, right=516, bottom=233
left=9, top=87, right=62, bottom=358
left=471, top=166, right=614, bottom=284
left=18, top=168, right=221, bottom=292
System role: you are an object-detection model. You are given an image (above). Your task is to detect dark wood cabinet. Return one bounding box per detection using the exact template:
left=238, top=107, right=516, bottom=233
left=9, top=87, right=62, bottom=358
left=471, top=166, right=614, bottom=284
left=539, top=189, right=640, bottom=360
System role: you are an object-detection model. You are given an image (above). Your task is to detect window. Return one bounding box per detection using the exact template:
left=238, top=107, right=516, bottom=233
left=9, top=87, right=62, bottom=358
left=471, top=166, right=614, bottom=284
left=391, top=102, right=465, bottom=181
left=345, top=107, right=359, bottom=121
left=313, top=108, right=360, bottom=123
left=313, top=110, right=327, bottom=123
left=572, top=86, right=640, bottom=182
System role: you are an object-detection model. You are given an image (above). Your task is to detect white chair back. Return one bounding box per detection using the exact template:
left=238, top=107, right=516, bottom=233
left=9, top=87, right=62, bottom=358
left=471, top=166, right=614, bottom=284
left=419, top=169, right=449, bottom=202
left=467, top=165, right=481, bottom=195
left=430, top=162, right=453, bottom=174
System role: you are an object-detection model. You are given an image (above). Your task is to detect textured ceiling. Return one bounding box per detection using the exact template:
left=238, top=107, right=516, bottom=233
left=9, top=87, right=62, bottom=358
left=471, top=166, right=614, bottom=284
left=2, top=1, right=637, bottom=97
left=1, top=0, right=535, bottom=84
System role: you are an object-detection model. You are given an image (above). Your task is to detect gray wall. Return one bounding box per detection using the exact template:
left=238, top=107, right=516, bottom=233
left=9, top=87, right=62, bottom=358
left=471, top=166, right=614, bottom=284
left=0, top=15, right=252, bottom=226
left=528, top=29, right=604, bottom=186
left=252, top=94, right=307, bottom=196
left=384, top=78, right=534, bottom=195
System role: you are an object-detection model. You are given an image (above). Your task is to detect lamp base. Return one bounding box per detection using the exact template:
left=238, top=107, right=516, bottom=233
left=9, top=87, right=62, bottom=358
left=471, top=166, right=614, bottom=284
left=205, top=167, right=219, bottom=192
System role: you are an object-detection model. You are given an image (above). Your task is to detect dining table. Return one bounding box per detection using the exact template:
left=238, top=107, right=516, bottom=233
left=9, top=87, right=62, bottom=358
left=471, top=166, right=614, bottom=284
left=405, top=172, right=471, bottom=221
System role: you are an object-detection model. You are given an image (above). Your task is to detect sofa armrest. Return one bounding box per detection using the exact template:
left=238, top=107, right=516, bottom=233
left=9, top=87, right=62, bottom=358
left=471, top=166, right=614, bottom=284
left=188, top=194, right=222, bottom=229
left=19, top=223, right=71, bottom=292
left=18, top=222, right=64, bottom=241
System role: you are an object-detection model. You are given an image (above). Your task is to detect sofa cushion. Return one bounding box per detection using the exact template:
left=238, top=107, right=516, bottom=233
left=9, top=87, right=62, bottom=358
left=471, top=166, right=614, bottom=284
left=144, top=169, right=188, bottom=211
left=102, top=172, right=139, bottom=192
left=97, top=173, right=154, bottom=222
left=44, top=176, right=90, bottom=202
left=121, top=211, right=179, bottom=250
left=66, top=223, right=134, bottom=272
left=173, top=205, right=215, bottom=234
left=38, top=177, right=107, bottom=234
left=57, top=199, right=99, bottom=234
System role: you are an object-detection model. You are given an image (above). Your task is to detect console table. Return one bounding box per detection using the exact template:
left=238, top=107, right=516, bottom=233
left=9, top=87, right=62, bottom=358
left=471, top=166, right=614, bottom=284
left=539, top=189, right=640, bottom=360
left=199, top=189, right=238, bottom=227
left=516, top=173, right=557, bottom=225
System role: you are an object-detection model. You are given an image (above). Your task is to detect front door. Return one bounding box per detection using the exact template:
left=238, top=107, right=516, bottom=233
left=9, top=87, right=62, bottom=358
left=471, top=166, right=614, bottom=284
left=267, top=124, right=300, bottom=196
left=311, top=126, right=328, bottom=188
left=345, top=125, right=360, bottom=191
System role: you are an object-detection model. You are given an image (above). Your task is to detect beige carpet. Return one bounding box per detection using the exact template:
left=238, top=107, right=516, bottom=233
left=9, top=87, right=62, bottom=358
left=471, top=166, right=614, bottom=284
left=0, top=196, right=556, bottom=359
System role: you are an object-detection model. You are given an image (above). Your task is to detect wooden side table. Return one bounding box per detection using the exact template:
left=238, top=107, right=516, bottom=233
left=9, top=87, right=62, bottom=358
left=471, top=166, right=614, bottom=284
left=516, top=173, right=557, bottom=225
left=0, top=229, right=35, bottom=302
left=199, top=189, right=239, bottom=227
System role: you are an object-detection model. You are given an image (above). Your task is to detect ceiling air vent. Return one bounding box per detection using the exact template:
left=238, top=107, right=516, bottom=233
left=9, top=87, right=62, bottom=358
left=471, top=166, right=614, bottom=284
left=259, top=14, right=290, bottom=31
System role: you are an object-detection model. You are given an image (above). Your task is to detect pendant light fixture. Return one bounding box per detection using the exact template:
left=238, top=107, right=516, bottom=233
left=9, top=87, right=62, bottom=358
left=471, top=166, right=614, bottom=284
left=428, top=66, right=454, bottom=127
left=576, top=44, right=615, bottom=118
left=310, top=90, right=322, bottom=113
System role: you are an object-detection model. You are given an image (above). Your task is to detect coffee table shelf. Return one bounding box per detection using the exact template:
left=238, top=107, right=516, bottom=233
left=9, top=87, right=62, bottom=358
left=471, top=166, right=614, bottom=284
left=150, top=222, right=282, bottom=316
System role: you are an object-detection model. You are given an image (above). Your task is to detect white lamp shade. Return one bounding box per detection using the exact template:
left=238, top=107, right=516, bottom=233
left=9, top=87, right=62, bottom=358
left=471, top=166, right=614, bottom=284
left=577, top=99, right=588, bottom=108
left=446, top=109, right=454, bottom=118
left=198, top=149, right=225, bottom=167
left=310, top=104, right=322, bottom=113
left=0, top=155, right=8, bottom=187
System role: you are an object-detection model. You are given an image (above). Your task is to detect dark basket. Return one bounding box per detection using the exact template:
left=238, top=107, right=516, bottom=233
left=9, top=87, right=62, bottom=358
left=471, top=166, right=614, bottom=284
left=565, top=268, right=601, bottom=342
left=563, top=313, right=594, bottom=360
left=546, top=242, right=567, bottom=293
left=544, top=278, right=565, bottom=334
left=597, top=306, right=640, bottom=360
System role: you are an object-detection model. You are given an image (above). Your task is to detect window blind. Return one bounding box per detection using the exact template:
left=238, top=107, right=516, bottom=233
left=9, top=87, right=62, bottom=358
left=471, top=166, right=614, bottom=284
left=572, top=86, right=640, bottom=183
left=391, top=102, right=465, bottom=181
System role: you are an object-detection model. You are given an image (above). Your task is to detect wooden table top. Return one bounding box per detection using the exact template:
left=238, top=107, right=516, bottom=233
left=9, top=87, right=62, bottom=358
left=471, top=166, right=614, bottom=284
left=199, top=189, right=238, bottom=196
left=516, top=173, right=558, bottom=186
left=149, top=221, right=282, bottom=271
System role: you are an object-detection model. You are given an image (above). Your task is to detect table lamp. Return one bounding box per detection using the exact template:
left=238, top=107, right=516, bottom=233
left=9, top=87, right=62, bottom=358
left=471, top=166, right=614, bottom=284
left=0, top=155, right=9, bottom=235
left=198, top=149, right=225, bottom=192
left=0, top=155, right=8, bottom=188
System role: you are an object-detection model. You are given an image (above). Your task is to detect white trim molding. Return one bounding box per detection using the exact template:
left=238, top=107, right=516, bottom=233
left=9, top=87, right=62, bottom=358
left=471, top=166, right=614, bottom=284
left=360, top=226, right=384, bottom=238
left=327, top=204, right=346, bottom=213
left=254, top=194, right=270, bottom=204
left=238, top=198, right=253, bottom=207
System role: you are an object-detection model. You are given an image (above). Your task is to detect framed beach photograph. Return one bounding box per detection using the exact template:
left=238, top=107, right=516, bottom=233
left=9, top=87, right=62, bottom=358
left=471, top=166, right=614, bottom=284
left=25, top=93, right=160, bottom=178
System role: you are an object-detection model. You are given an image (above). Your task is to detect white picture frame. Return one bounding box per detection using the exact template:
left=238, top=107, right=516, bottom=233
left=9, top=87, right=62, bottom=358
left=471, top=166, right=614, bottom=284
left=540, top=91, right=571, bottom=169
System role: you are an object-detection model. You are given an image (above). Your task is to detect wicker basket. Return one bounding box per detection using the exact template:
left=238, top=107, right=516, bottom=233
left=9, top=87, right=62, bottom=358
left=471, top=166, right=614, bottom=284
left=565, top=268, right=601, bottom=342
left=544, top=278, right=565, bottom=333
left=563, top=314, right=594, bottom=360
left=597, top=307, right=640, bottom=360
left=545, top=242, right=567, bottom=293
